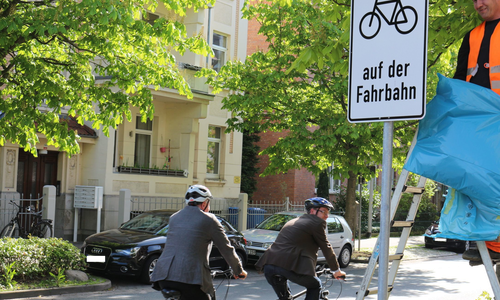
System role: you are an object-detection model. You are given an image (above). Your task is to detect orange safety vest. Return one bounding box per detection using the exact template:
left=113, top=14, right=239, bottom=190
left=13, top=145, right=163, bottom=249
left=466, top=21, right=500, bottom=95
left=486, top=241, right=500, bottom=253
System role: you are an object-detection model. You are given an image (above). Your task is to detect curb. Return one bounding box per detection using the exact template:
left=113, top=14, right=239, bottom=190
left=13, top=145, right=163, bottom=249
left=352, top=257, right=370, bottom=263
left=350, top=247, right=460, bottom=265
left=0, top=279, right=112, bottom=299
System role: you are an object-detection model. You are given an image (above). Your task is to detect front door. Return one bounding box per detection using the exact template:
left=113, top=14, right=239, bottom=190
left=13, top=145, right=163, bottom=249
left=17, top=150, right=58, bottom=199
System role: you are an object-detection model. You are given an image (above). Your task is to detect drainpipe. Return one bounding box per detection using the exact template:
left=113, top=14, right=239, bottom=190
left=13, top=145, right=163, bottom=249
left=206, top=4, right=212, bottom=67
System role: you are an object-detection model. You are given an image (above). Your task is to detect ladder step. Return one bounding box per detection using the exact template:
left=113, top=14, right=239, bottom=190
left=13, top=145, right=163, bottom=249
left=403, top=185, right=425, bottom=194
left=391, top=220, right=414, bottom=228
left=389, top=253, right=404, bottom=261
left=362, top=285, right=394, bottom=296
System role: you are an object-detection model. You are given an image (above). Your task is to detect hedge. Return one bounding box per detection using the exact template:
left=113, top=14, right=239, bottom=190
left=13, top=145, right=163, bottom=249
left=0, top=237, right=86, bottom=282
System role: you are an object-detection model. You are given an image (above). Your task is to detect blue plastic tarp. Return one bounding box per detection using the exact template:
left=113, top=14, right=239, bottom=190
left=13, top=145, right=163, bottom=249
left=404, top=74, right=500, bottom=241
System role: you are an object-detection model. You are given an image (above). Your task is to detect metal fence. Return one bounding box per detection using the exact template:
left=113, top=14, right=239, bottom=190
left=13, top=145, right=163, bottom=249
left=0, top=196, right=44, bottom=236
left=247, top=198, right=306, bottom=228
left=129, top=196, right=303, bottom=229
left=130, top=196, right=240, bottom=226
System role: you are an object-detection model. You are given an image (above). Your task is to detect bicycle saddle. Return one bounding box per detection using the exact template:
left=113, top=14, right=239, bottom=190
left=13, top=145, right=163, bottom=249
left=161, top=288, right=181, bottom=298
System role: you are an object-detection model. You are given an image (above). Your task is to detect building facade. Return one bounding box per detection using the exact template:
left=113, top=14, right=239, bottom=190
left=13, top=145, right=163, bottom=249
left=246, top=6, right=328, bottom=206
left=0, top=0, right=248, bottom=240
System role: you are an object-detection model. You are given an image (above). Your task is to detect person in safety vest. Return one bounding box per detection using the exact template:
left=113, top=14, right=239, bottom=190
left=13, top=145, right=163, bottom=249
left=453, top=0, right=500, bottom=265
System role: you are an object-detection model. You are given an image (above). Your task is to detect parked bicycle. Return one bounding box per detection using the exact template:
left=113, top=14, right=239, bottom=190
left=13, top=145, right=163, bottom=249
left=277, top=265, right=346, bottom=300
left=0, top=200, right=53, bottom=238
left=359, top=0, right=418, bottom=39
left=158, top=269, right=233, bottom=300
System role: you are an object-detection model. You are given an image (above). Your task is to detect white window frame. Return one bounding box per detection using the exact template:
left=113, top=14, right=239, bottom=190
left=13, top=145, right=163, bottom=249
left=328, top=163, right=342, bottom=193
left=134, top=116, right=153, bottom=168
left=207, top=125, right=222, bottom=178
left=212, top=33, right=227, bottom=72
left=315, top=163, right=342, bottom=195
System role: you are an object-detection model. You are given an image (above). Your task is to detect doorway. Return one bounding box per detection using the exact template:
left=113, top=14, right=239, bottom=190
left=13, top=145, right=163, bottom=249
left=17, top=150, right=58, bottom=199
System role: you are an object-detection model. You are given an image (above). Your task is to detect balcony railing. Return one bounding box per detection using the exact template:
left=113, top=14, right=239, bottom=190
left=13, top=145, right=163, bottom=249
left=117, top=166, right=187, bottom=177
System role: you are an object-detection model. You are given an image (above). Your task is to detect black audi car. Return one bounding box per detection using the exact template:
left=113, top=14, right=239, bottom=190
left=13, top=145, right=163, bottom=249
left=82, top=209, right=248, bottom=283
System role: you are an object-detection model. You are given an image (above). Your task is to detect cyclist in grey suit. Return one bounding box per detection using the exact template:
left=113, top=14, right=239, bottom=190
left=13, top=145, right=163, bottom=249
left=151, top=185, right=247, bottom=300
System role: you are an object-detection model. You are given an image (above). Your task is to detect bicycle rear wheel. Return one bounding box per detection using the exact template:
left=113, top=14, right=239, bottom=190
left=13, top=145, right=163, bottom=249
left=36, top=223, right=53, bottom=238
left=0, top=223, right=19, bottom=238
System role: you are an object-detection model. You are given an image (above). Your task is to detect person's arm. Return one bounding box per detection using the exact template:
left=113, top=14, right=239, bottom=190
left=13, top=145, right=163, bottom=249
left=209, top=215, right=247, bottom=279
left=312, top=221, right=340, bottom=271
left=453, top=32, right=470, bottom=81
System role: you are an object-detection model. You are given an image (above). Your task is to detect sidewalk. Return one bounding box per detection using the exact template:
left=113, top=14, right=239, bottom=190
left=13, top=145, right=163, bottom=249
left=357, top=235, right=424, bottom=250
left=352, top=235, right=428, bottom=263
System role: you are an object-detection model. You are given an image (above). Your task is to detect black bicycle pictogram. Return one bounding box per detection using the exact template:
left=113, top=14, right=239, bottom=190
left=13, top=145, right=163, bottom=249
left=359, top=0, right=418, bottom=39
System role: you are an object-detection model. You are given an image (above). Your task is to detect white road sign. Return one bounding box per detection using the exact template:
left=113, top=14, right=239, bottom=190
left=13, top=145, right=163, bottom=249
left=348, top=0, right=428, bottom=123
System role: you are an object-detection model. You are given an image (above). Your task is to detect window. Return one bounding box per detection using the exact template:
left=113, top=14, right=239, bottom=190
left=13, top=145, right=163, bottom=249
left=316, top=163, right=342, bottom=194
left=207, top=126, right=222, bottom=176
left=327, top=163, right=342, bottom=193
left=212, top=33, right=227, bottom=72
left=327, top=217, right=344, bottom=234
left=134, top=116, right=152, bottom=168
left=314, top=163, right=342, bottom=194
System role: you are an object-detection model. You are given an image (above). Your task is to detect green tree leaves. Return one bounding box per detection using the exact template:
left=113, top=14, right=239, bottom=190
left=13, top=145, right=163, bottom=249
left=0, top=0, right=213, bottom=155
left=209, top=0, right=476, bottom=231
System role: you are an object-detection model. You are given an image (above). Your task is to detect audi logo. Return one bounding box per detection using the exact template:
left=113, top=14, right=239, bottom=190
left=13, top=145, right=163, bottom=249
left=91, top=248, right=103, bottom=254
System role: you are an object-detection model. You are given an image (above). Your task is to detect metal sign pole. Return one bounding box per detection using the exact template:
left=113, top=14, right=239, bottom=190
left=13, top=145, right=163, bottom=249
left=378, top=121, right=393, bottom=299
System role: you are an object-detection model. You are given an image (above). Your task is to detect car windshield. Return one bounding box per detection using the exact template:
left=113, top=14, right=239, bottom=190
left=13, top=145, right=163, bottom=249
left=120, top=212, right=171, bottom=234
left=256, top=214, right=297, bottom=231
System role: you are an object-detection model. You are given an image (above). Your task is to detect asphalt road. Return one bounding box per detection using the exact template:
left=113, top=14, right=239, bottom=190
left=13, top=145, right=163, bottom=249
left=11, top=246, right=494, bottom=300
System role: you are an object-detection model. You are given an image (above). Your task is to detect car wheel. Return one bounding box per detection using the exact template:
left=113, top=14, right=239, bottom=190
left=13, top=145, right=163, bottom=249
left=140, top=254, right=159, bottom=284
left=338, top=245, right=351, bottom=268
left=236, top=250, right=247, bottom=268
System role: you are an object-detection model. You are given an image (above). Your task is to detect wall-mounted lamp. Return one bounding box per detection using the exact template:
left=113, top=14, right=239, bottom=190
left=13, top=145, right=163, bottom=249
left=129, top=131, right=134, bottom=137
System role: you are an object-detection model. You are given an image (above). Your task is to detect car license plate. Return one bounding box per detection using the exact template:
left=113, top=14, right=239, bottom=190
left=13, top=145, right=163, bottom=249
left=87, top=255, right=106, bottom=263
left=247, top=249, right=256, bottom=256
left=434, top=238, right=446, bottom=242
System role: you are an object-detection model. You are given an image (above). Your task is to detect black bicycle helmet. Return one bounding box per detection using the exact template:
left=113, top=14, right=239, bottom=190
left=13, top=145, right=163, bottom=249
left=304, top=197, right=334, bottom=212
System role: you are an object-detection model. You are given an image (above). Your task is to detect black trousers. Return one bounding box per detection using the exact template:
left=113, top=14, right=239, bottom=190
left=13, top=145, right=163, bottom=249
left=158, top=280, right=212, bottom=300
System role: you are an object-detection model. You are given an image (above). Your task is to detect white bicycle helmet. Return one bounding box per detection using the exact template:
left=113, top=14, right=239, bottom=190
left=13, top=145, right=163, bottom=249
left=185, top=185, right=213, bottom=205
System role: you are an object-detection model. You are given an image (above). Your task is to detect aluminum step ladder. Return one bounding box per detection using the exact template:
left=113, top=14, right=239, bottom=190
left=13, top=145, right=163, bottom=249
left=355, top=168, right=427, bottom=299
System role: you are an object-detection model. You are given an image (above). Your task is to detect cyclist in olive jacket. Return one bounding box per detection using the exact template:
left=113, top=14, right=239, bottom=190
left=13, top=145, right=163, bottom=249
left=256, top=197, right=346, bottom=300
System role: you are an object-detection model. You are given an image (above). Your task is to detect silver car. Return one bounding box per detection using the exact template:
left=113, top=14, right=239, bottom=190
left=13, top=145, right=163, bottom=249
left=242, top=211, right=353, bottom=268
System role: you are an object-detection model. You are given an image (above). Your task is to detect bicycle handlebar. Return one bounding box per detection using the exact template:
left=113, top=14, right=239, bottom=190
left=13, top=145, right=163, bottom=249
left=9, top=200, right=22, bottom=208
left=9, top=200, right=44, bottom=215
left=315, top=266, right=346, bottom=280
left=211, top=269, right=233, bottom=278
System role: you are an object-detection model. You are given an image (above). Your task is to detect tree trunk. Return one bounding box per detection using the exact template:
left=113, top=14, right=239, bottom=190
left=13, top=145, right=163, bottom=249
left=344, top=170, right=358, bottom=238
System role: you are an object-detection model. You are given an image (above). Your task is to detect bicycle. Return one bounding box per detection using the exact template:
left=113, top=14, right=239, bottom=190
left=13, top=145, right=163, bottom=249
left=26, top=205, right=53, bottom=238
left=359, top=0, right=418, bottom=39
left=0, top=200, right=53, bottom=238
left=276, top=265, right=346, bottom=300
left=157, top=269, right=233, bottom=300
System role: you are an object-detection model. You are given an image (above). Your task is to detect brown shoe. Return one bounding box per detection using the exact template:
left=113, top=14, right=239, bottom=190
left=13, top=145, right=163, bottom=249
left=463, top=249, right=482, bottom=262
left=469, top=260, right=483, bottom=267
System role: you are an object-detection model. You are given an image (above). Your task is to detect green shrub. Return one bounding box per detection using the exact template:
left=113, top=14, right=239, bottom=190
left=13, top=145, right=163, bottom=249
left=476, top=291, right=492, bottom=300
left=0, top=237, right=86, bottom=282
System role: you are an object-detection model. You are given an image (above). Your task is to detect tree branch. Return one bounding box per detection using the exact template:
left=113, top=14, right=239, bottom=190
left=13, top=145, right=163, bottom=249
left=56, top=33, right=98, bottom=55
left=330, top=0, right=350, bottom=7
